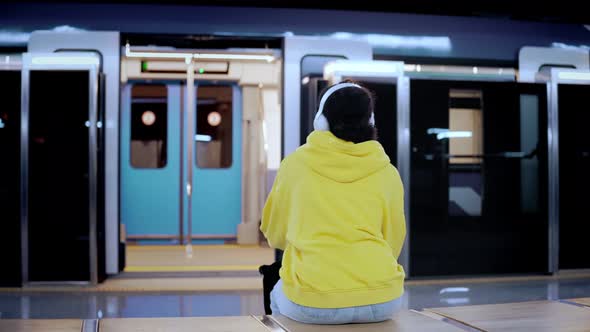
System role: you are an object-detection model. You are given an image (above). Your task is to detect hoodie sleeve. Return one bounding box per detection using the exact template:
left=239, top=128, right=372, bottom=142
left=383, top=169, right=407, bottom=260
left=260, top=165, right=287, bottom=250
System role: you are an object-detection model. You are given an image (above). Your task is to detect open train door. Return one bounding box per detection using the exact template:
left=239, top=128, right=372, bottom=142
left=21, top=52, right=103, bottom=284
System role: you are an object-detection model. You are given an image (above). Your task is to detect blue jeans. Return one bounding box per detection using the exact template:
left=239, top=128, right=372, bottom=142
left=270, top=280, right=403, bottom=324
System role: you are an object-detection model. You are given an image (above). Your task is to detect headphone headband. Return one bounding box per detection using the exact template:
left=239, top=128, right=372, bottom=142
left=313, top=83, right=374, bottom=131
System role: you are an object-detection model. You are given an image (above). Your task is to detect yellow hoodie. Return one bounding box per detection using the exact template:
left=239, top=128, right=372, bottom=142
left=261, top=131, right=406, bottom=309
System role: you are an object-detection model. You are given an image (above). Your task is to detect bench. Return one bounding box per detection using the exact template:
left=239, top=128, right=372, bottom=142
left=569, top=297, right=590, bottom=308
left=100, top=316, right=268, bottom=332
left=426, top=300, right=590, bottom=332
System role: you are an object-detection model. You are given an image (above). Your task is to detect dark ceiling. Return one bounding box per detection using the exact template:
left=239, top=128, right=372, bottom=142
left=28, top=0, right=590, bottom=24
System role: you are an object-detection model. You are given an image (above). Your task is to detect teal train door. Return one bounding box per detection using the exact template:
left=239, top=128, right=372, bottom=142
left=121, top=83, right=182, bottom=241
left=189, top=84, right=242, bottom=241
left=121, top=82, right=242, bottom=243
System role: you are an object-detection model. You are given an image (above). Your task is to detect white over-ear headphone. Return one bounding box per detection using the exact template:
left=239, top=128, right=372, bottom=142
left=313, top=82, right=375, bottom=131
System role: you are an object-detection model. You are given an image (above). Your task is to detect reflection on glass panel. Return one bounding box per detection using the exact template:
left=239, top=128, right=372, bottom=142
left=410, top=80, right=548, bottom=276
left=0, top=71, right=21, bottom=286
left=520, top=95, right=539, bottom=214
left=29, top=70, right=90, bottom=281
left=363, top=82, right=397, bottom=165
left=130, top=84, right=167, bottom=168
left=196, top=86, right=233, bottom=168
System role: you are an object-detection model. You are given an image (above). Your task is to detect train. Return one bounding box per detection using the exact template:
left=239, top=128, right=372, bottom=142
left=1, top=23, right=589, bottom=287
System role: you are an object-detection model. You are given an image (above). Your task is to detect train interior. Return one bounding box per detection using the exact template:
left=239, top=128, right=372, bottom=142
left=1, top=19, right=590, bottom=330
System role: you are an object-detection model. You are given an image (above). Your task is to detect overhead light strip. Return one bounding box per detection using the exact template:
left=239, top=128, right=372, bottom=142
left=125, top=44, right=275, bottom=62
left=405, top=64, right=515, bottom=77
left=31, top=56, right=100, bottom=66
left=324, top=60, right=404, bottom=77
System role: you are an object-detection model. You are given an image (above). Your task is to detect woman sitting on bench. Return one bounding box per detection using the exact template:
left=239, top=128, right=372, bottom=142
left=260, top=81, right=406, bottom=324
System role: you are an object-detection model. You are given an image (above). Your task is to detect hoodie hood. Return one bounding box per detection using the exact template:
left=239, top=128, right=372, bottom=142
left=296, top=131, right=390, bottom=183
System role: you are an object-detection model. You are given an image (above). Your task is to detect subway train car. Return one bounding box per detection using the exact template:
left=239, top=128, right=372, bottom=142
left=1, top=28, right=590, bottom=288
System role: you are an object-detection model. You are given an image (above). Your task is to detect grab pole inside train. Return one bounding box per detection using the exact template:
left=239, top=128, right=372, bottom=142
left=186, top=61, right=195, bottom=257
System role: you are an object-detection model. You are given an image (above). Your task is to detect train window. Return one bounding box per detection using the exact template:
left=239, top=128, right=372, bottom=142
left=448, top=90, right=483, bottom=165
left=130, top=84, right=168, bottom=168
left=447, top=89, right=484, bottom=217
left=195, top=86, right=233, bottom=168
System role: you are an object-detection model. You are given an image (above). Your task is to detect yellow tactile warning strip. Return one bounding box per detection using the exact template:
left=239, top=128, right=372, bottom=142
left=127, top=244, right=263, bottom=250
left=124, top=265, right=260, bottom=272
left=125, top=244, right=273, bottom=272
left=0, top=319, right=82, bottom=332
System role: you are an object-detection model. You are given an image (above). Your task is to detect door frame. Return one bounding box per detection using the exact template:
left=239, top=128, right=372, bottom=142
left=21, top=52, right=101, bottom=284
left=28, top=31, right=121, bottom=275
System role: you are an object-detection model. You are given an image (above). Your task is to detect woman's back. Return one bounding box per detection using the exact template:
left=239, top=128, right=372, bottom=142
left=261, top=130, right=405, bottom=309
left=260, top=81, right=406, bottom=323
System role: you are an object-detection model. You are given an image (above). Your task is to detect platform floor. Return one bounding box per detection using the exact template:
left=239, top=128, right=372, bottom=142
left=3, top=276, right=590, bottom=319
